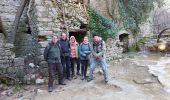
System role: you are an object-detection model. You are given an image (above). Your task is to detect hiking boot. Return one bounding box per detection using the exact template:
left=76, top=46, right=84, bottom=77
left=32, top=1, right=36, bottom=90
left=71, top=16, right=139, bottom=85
left=76, top=72, right=81, bottom=76
left=87, top=78, right=93, bottom=82
left=71, top=74, right=75, bottom=78
left=48, top=87, right=53, bottom=92
left=67, top=77, right=72, bottom=81
left=81, top=76, right=85, bottom=80
left=59, top=82, right=66, bottom=85
left=105, top=80, right=108, bottom=84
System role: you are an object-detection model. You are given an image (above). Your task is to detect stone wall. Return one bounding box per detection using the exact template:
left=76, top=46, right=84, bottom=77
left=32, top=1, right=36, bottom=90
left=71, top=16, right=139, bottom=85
left=0, top=0, right=28, bottom=41
left=0, top=33, right=14, bottom=74
left=0, top=0, right=124, bottom=84
left=28, top=0, right=88, bottom=59
left=106, top=38, right=123, bottom=61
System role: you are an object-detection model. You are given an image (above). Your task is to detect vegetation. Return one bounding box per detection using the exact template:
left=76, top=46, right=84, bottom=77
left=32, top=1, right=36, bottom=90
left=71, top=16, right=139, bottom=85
left=128, top=36, right=149, bottom=52
left=87, top=8, right=119, bottom=41
left=119, top=0, right=163, bottom=35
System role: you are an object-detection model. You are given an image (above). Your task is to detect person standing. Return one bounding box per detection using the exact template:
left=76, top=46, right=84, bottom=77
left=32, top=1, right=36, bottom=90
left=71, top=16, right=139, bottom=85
left=59, top=33, right=71, bottom=80
left=70, top=36, right=81, bottom=77
left=87, top=33, right=109, bottom=83
left=79, top=36, right=92, bottom=80
left=44, top=35, right=66, bottom=92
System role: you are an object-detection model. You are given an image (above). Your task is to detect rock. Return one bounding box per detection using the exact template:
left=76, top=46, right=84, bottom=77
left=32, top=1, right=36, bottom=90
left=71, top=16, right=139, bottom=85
left=29, top=63, right=35, bottom=68
left=6, top=90, right=13, bottom=97
left=36, top=78, right=45, bottom=85
left=38, top=41, right=49, bottom=48
left=39, top=61, right=48, bottom=68
left=98, top=70, right=103, bottom=75
left=14, top=57, right=25, bottom=67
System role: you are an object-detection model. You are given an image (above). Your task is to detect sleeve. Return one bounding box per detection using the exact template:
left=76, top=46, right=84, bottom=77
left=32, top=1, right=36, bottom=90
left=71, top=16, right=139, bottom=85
left=79, top=43, right=85, bottom=56
left=44, top=44, right=50, bottom=61
left=91, top=43, right=97, bottom=57
left=87, top=43, right=92, bottom=54
left=58, top=43, right=62, bottom=56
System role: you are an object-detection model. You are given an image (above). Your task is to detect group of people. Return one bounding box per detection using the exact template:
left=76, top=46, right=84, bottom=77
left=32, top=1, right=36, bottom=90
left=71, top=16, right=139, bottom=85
left=44, top=32, right=108, bottom=92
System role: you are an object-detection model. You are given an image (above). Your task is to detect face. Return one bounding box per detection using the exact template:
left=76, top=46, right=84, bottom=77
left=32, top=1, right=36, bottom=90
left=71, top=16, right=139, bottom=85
left=70, top=36, right=75, bottom=43
left=94, top=36, right=99, bottom=43
left=83, top=37, right=88, bottom=43
left=61, top=33, right=67, bottom=40
left=52, top=36, right=58, bottom=43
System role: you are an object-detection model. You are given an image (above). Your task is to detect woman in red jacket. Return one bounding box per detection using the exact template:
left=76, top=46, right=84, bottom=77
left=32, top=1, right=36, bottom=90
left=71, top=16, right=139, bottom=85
left=70, top=36, right=81, bottom=78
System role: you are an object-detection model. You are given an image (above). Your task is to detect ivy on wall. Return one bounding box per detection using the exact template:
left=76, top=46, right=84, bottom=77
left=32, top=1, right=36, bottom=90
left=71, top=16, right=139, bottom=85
left=87, top=8, right=119, bottom=41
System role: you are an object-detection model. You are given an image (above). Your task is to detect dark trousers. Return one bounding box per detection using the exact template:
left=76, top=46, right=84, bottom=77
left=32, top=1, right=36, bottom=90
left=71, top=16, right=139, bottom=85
left=61, top=56, right=71, bottom=79
left=48, top=63, right=63, bottom=88
left=70, top=58, right=80, bottom=76
left=81, top=60, right=88, bottom=78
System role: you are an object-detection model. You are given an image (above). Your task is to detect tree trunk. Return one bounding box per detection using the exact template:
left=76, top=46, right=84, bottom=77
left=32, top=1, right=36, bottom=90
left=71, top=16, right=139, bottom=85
left=8, top=0, right=28, bottom=44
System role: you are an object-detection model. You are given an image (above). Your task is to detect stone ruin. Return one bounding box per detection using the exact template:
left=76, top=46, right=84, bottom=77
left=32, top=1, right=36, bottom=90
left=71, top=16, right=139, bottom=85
left=106, top=38, right=123, bottom=61
left=0, top=0, right=124, bottom=85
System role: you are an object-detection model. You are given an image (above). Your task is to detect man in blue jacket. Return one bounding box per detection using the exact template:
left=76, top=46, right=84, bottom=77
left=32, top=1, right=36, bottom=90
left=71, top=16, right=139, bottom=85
left=59, top=33, right=71, bottom=80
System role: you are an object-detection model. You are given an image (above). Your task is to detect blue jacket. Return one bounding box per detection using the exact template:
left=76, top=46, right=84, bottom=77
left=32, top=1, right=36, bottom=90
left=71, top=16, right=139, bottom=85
left=79, top=42, right=92, bottom=60
left=59, top=39, right=70, bottom=57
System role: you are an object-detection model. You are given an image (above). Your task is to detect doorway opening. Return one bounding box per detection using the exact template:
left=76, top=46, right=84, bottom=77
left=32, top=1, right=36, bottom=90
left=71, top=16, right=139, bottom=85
left=69, top=24, right=87, bottom=43
left=119, top=33, right=129, bottom=53
left=69, top=29, right=86, bottom=43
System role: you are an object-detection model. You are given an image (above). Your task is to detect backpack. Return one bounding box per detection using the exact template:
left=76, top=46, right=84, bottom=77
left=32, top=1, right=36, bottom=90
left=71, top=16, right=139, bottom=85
left=48, top=42, right=61, bottom=52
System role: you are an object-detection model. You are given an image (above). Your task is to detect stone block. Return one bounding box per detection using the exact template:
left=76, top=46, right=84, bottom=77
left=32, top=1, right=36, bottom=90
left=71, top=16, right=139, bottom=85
left=37, top=26, right=51, bottom=31
left=38, top=31, right=52, bottom=36
left=34, top=0, right=43, bottom=5
left=36, top=78, right=45, bottom=85
left=36, top=12, right=49, bottom=18
left=37, top=55, right=44, bottom=61
left=37, top=18, right=52, bottom=22
left=14, top=57, right=25, bottom=67
left=39, top=61, right=48, bottom=68
left=38, top=41, right=49, bottom=48
left=39, top=48, right=45, bottom=55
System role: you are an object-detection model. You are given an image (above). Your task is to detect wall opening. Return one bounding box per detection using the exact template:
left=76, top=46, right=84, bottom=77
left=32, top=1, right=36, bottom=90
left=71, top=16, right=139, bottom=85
left=69, top=29, right=87, bottom=43
left=119, top=33, right=129, bottom=53
left=69, top=24, right=87, bottom=43
left=0, top=16, right=4, bottom=33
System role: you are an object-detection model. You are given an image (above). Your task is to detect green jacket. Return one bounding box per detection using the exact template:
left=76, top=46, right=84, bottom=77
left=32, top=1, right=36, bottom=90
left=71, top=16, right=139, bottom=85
left=44, top=42, right=61, bottom=63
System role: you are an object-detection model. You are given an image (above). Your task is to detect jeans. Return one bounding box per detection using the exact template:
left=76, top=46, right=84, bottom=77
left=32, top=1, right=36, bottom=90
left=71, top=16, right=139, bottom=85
left=70, top=58, right=80, bottom=76
left=89, top=57, right=108, bottom=81
left=61, top=56, right=71, bottom=79
left=48, top=63, right=63, bottom=88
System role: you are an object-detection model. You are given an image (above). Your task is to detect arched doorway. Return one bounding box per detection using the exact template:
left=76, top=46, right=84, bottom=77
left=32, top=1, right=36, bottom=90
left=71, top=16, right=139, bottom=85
left=119, top=33, right=129, bottom=53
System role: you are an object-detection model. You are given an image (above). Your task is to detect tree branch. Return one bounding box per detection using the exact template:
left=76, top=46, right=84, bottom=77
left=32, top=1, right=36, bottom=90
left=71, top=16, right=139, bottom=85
left=9, top=0, right=28, bottom=44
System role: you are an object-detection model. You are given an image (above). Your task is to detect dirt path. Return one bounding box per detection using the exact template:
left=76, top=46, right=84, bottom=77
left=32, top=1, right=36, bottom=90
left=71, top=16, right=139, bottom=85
left=1, top=53, right=170, bottom=100
left=34, top=53, right=170, bottom=100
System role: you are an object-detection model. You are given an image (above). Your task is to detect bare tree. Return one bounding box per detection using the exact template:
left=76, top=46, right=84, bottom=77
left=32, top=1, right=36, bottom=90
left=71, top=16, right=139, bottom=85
left=9, top=0, right=29, bottom=44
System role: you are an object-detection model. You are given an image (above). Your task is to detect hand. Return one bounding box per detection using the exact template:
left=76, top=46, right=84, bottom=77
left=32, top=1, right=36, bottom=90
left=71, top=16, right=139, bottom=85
left=96, top=56, right=102, bottom=60
left=84, top=51, right=89, bottom=54
left=82, top=53, right=86, bottom=56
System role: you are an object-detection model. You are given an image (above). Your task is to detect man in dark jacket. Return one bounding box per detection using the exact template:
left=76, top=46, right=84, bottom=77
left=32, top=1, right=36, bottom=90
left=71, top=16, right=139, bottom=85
left=59, top=33, right=71, bottom=80
left=44, top=35, right=66, bottom=92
